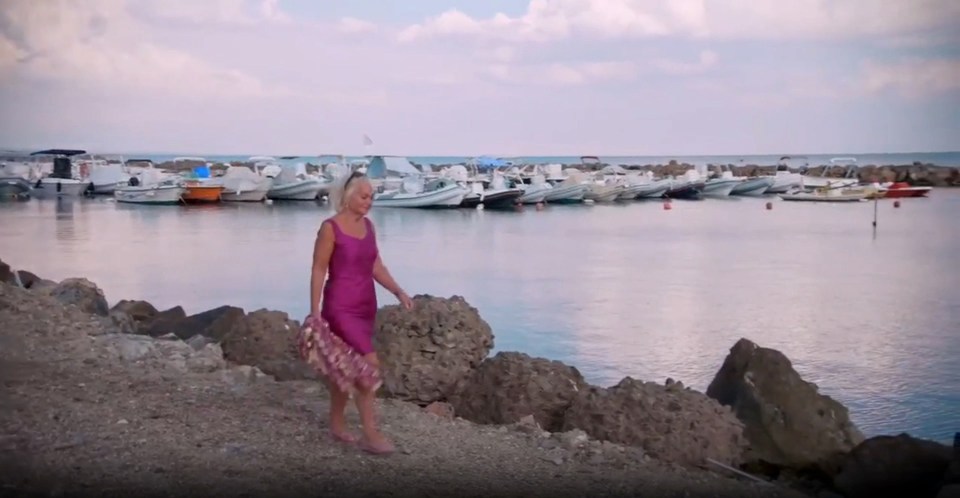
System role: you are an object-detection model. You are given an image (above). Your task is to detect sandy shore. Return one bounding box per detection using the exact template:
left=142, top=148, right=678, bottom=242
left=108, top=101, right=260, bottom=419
left=0, top=280, right=813, bottom=498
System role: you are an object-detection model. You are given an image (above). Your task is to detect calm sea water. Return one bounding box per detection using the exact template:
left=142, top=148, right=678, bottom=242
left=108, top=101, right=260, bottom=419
left=1, top=193, right=958, bottom=443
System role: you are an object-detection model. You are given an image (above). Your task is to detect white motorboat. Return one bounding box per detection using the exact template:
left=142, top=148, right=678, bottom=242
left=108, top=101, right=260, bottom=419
left=367, top=155, right=469, bottom=208
left=219, top=164, right=273, bottom=202
left=114, top=166, right=185, bottom=205
left=76, top=154, right=132, bottom=194
left=259, top=159, right=328, bottom=201
left=614, top=171, right=671, bottom=199
left=731, top=176, right=775, bottom=196
left=701, top=170, right=745, bottom=197
left=373, top=176, right=468, bottom=208
left=524, top=164, right=587, bottom=203
left=514, top=174, right=552, bottom=204
left=28, top=149, right=91, bottom=198
left=779, top=186, right=868, bottom=202
left=764, top=156, right=805, bottom=194
left=801, top=157, right=860, bottom=190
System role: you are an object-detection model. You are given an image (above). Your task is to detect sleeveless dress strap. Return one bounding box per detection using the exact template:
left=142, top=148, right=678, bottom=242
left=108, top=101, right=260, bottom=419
left=323, top=218, right=343, bottom=237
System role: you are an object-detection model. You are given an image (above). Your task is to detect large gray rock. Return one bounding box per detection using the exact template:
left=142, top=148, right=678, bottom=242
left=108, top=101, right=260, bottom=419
left=93, top=333, right=226, bottom=373
left=46, top=277, right=109, bottom=316
left=561, top=377, right=748, bottom=468
left=706, top=338, right=864, bottom=472
left=449, top=351, right=586, bottom=432
left=110, top=299, right=159, bottom=326
left=831, top=433, right=953, bottom=498
left=373, top=294, right=494, bottom=404
left=219, top=308, right=317, bottom=381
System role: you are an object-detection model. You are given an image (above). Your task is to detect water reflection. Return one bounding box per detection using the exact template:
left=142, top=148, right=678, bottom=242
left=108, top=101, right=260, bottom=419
left=0, top=193, right=957, bottom=441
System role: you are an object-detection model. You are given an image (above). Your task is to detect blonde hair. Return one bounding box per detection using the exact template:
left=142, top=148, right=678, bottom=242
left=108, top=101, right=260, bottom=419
left=328, top=170, right=369, bottom=212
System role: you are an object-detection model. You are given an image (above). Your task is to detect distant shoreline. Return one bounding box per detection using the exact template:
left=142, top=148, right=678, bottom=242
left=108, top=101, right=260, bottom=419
left=2, top=149, right=960, bottom=168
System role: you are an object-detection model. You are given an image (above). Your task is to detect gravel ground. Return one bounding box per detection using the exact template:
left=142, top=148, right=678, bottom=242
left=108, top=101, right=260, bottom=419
left=0, top=283, right=809, bottom=498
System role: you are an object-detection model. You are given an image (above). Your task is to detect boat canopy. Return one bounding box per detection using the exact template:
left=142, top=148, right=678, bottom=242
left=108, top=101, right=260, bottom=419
left=366, top=155, right=421, bottom=178
left=471, top=156, right=507, bottom=170
left=30, top=149, right=86, bottom=157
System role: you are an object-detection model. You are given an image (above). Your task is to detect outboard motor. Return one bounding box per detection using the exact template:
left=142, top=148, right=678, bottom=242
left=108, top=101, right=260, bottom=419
left=51, top=157, right=72, bottom=179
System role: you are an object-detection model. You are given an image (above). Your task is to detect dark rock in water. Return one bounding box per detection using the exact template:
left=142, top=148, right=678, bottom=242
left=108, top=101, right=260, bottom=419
left=832, top=433, right=952, bottom=498
left=219, top=308, right=316, bottom=381
left=142, top=306, right=187, bottom=337
left=449, top=351, right=586, bottom=432
left=0, top=259, right=13, bottom=285
left=561, top=376, right=748, bottom=468
left=706, top=338, right=863, bottom=473
left=373, top=294, right=494, bottom=404
left=110, top=299, right=159, bottom=325
left=170, top=305, right=245, bottom=341
left=47, top=278, right=110, bottom=316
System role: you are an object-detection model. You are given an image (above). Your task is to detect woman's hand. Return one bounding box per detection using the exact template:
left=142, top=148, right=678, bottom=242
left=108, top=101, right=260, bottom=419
left=396, top=290, right=414, bottom=310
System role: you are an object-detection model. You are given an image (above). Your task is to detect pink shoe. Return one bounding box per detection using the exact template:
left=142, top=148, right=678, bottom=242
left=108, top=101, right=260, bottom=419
left=359, top=437, right=395, bottom=455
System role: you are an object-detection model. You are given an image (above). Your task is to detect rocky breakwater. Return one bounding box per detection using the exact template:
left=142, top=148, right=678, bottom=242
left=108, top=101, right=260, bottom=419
left=0, top=259, right=802, bottom=497
left=2, top=257, right=952, bottom=497
left=704, top=338, right=959, bottom=498
left=367, top=294, right=958, bottom=497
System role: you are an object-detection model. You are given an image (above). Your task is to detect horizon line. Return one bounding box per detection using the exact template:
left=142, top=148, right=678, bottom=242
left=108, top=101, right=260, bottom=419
left=3, top=146, right=958, bottom=159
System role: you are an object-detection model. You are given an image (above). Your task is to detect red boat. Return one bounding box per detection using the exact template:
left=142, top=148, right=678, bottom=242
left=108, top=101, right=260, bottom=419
left=882, top=182, right=932, bottom=198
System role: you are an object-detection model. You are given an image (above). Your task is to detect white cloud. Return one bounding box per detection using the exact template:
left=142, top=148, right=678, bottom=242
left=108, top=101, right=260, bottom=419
left=0, top=0, right=957, bottom=155
left=399, top=0, right=960, bottom=43
left=861, top=58, right=960, bottom=98
left=0, top=0, right=291, bottom=100
left=129, top=0, right=289, bottom=26
left=338, top=17, right=378, bottom=35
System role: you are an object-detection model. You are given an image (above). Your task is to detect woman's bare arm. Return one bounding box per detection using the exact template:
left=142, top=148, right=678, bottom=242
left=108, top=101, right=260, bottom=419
left=310, top=221, right=336, bottom=316
left=373, top=255, right=405, bottom=298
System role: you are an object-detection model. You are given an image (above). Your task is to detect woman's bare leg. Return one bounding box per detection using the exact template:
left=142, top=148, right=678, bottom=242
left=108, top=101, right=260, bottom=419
left=354, top=353, right=392, bottom=448
left=325, top=378, right=354, bottom=439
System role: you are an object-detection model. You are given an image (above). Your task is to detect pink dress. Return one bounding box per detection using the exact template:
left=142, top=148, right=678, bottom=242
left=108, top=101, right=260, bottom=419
left=297, top=217, right=381, bottom=393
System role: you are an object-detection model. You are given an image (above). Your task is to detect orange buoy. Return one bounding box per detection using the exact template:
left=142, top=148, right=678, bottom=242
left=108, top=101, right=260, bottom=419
left=663, top=200, right=672, bottom=210
left=535, top=202, right=544, bottom=211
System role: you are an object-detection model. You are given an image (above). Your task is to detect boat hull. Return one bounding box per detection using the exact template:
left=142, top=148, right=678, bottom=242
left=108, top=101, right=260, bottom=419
left=31, top=178, right=90, bottom=198
left=542, top=183, right=586, bottom=203
left=632, top=180, right=672, bottom=199
left=731, top=177, right=775, bottom=196
left=114, top=185, right=185, bottom=205
left=585, top=185, right=623, bottom=203
left=665, top=182, right=704, bottom=199
left=779, top=192, right=867, bottom=202
left=883, top=183, right=932, bottom=198
left=182, top=184, right=223, bottom=203
left=517, top=184, right=551, bottom=204
left=373, top=184, right=467, bottom=208
left=221, top=187, right=269, bottom=202
left=460, top=193, right=482, bottom=208
left=267, top=180, right=325, bottom=201
left=0, top=177, right=32, bottom=198
left=701, top=179, right=742, bottom=197
left=482, top=189, right=523, bottom=209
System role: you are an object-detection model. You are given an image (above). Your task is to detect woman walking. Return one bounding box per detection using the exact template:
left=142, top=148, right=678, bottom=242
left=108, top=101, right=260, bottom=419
left=299, top=170, right=413, bottom=455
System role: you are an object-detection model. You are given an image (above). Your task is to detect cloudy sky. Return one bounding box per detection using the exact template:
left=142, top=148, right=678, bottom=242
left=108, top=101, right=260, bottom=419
left=1, top=0, right=958, bottom=156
